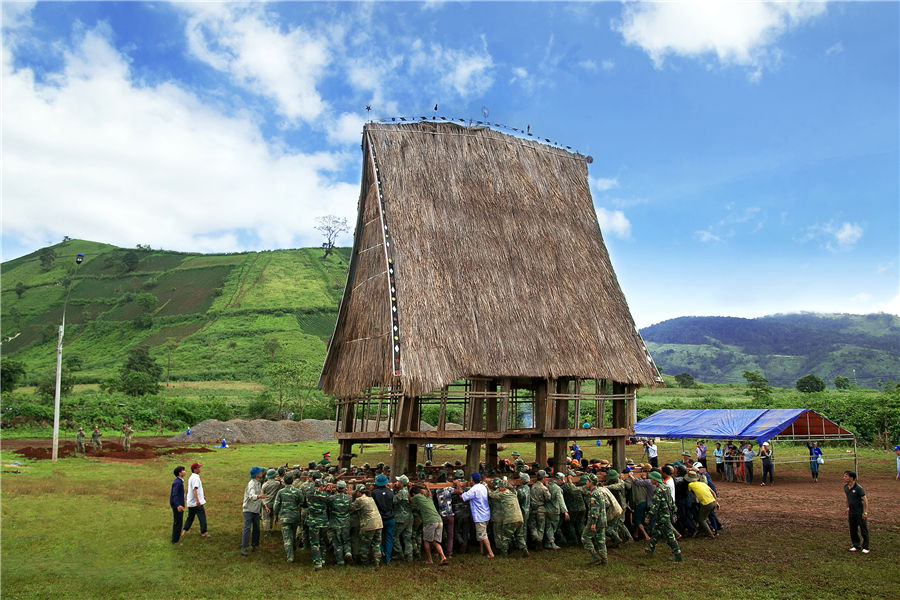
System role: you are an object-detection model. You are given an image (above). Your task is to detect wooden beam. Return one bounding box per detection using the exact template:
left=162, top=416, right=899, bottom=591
left=465, top=441, right=480, bottom=475
left=499, top=377, right=510, bottom=433
left=437, top=386, right=448, bottom=431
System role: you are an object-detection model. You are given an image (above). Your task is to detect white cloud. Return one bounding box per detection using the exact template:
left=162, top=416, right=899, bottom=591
left=873, top=291, right=900, bottom=316
left=408, top=38, right=495, bottom=98
left=591, top=176, right=619, bottom=192
left=328, top=112, right=366, bottom=146
left=694, top=229, right=724, bottom=244
left=796, top=220, right=864, bottom=252
left=850, top=292, right=872, bottom=304
left=601, top=59, right=616, bottom=71
left=2, top=27, right=358, bottom=254
left=182, top=4, right=330, bottom=124
left=614, top=1, right=828, bottom=80
left=825, top=41, right=844, bottom=56
left=578, top=59, right=598, bottom=72
left=596, top=208, right=631, bottom=239
left=1, top=1, right=35, bottom=31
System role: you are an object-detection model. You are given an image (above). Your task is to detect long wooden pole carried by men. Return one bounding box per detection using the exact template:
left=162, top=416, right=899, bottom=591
left=52, top=252, right=83, bottom=462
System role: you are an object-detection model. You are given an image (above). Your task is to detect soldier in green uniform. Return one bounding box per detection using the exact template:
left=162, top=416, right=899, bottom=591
left=327, top=480, right=353, bottom=566
left=582, top=473, right=607, bottom=565
left=122, top=425, right=133, bottom=452
left=306, top=477, right=330, bottom=570
left=76, top=427, right=86, bottom=453
left=261, top=469, right=282, bottom=537
left=392, top=475, right=414, bottom=562
left=273, top=473, right=304, bottom=562
left=347, top=480, right=362, bottom=561
left=563, top=472, right=587, bottom=545
left=487, top=477, right=503, bottom=548
left=516, top=472, right=531, bottom=544
left=91, top=426, right=102, bottom=453
left=350, top=485, right=383, bottom=567
left=297, top=472, right=317, bottom=551
left=488, top=478, right=528, bottom=557
left=644, top=471, right=682, bottom=561
left=318, top=453, right=331, bottom=467
left=529, top=470, right=551, bottom=548
left=415, top=463, right=427, bottom=481
left=544, top=474, right=569, bottom=550
left=603, top=470, right=631, bottom=545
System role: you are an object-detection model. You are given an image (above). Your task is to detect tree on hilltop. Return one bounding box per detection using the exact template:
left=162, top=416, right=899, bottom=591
left=315, top=215, right=350, bottom=259
left=743, top=370, right=772, bottom=404
left=833, top=376, right=851, bottom=390
left=674, top=372, right=695, bottom=388
left=119, top=346, right=162, bottom=396
left=796, top=374, right=825, bottom=393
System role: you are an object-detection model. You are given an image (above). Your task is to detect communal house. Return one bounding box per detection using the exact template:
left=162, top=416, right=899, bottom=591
left=320, top=121, right=660, bottom=476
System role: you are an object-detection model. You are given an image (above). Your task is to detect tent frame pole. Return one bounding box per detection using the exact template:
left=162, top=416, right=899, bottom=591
left=853, top=436, right=858, bottom=476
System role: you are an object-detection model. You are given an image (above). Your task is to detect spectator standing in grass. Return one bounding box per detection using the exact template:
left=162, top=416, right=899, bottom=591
left=843, top=470, right=869, bottom=553
left=742, top=443, right=756, bottom=485
left=713, top=443, right=725, bottom=480
left=807, top=441, right=823, bottom=483
left=645, top=440, right=659, bottom=469
left=411, top=485, right=449, bottom=565
left=240, top=466, right=267, bottom=556
left=170, top=466, right=186, bottom=544
left=91, top=426, right=102, bottom=453
left=182, top=462, right=209, bottom=540
left=759, top=442, right=774, bottom=486
left=895, top=445, right=900, bottom=484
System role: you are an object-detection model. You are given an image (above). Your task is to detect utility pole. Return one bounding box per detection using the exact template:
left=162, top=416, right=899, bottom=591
left=52, top=253, right=83, bottom=462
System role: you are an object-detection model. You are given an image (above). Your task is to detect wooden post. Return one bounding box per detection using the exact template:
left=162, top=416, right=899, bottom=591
left=465, top=440, right=481, bottom=476
left=499, top=378, right=511, bottom=433
left=437, top=386, right=448, bottom=431
left=406, top=398, right=420, bottom=474
left=339, top=400, right=354, bottom=469
left=486, top=380, right=498, bottom=469
left=535, top=378, right=548, bottom=468
left=553, top=378, right=569, bottom=472
left=611, top=382, right=626, bottom=471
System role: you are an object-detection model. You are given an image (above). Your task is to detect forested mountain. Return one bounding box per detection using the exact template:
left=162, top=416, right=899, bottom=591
left=641, top=313, right=899, bottom=387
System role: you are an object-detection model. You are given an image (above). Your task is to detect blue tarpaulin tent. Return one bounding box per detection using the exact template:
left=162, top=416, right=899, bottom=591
left=633, top=409, right=854, bottom=445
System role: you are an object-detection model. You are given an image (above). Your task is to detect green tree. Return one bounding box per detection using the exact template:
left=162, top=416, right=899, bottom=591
left=39, top=247, right=56, bottom=270
left=674, top=372, right=695, bottom=388
left=36, top=370, right=74, bottom=400
left=833, top=376, right=851, bottom=390
left=14, top=282, right=26, bottom=299
left=742, top=370, right=772, bottom=404
left=1, top=358, right=26, bottom=392
left=263, top=337, right=281, bottom=361
left=64, top=355, right=84, bottom=372
left=315, top=215, right=350, bottom=259
left=119, top=346, right=162, bottom=396
left=121, top=250, right=140, bottom=272
left=796, top=374, right=825, bottom=393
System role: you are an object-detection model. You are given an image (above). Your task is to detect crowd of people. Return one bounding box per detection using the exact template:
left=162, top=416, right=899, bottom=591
left=169, top=448, right=730, bottom=569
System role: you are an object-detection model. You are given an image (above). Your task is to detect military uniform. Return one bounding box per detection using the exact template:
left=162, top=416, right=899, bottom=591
left=122, top=426, right=133, bottom=452
left=488, top=484, right=528, bottom=556
left=516, top=476, right=531, bottom=543
left=76, top=429, right=85, bottom=453
left=544, top=479, right=568, bottom=549
left=604, top=475, right=631, bottom=544
left=582, top=482, right=608, bottom=564
left=91, top=428, right=102, bottom=453
left=306, top=486, right=330, bottom=569
left=351, top=492, right=383, bottom=566
left=273, top=483, right=304, bottom=562
left=328, top=486, right=353, bottom=566
left=646, top=483, right=681, bottom=560
left=298, top=477, right=316, bottom=550
left=392, top=485, right=414, bottom=561
left=260, top=473, right=282, bottom=535
left=529, top=477, right=551, bottom=546
left=563, top=478, right=586, bottom=545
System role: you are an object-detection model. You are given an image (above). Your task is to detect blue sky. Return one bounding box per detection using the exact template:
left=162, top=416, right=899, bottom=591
left=2, top=1, right=897, bottom=327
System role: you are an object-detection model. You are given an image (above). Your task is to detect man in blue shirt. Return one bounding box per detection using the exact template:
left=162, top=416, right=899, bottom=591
left=170, top=466, right=186, bottom=544
left=894, top=445, right=900, bottom=484
left=455, top=473, right=493, bottom=558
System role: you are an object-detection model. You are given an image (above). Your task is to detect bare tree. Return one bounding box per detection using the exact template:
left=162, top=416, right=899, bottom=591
left=315, top=215, right=349, bottom=258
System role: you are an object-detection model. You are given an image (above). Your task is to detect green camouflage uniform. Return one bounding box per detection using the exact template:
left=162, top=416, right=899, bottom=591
left=298, top=478, right=315, bottom=550
left=260, top=477, right=283, bottom=534
left=392, top=487, right=414, bottom=561
left=604, top=479, right=631, bottom=544
left=91, top=429, right=102, bottom=452
left=351, top=494, right=383, bottom=566
left=517, top=480, right=531, bottom=542
left=582, top=486, right=607, bottom=563
left=327, top=490, right=353, bottom=566
left=544, top=480, right=568, bottom=549
left=488, top=482, right=504, bottom=547
left=273, top=485, right=304, bottom=562
left=488, top=486, right=527, bottom=556
left=529, top=480, right=551, bottom=545
left=306, top=487, right=330, bottom=569
left=122, top=427, right=133, bottom=452
left=563, top=480, right=586, bottom=544
left=646, top=484, right=681, bottom=559
left=76, top=430, right=85, bottom=453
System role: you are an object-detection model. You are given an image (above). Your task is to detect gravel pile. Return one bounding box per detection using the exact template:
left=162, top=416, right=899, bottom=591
left=169, top=418, right=435, bottom=444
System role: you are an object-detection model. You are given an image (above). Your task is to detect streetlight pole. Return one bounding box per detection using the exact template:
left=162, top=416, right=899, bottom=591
left=51, top=253, right=83, bottom=462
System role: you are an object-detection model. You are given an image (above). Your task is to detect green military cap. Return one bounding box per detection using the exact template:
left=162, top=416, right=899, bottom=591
left=556, top=472, right=565, bottom=480
left=416, top=463, right=424, bottom=469
left=266, top=469, right=277, bottom=479
left=511, top=451, right=520, bottom=457
left=453, top=469, right=465, bottom=480
left=648, top=471, right=663, bottom=484
left=443, top=461, right=452, bottom=468
left=362, top=463, right=370, bottom=469
left=300, top=471, right=309, bottom=477
left=606, top=469, right=619, bottom=480
left=324, top=475, right=335, bottom=484
left=339, top=467, right=348, bottom=474
left=328, top=466, right=337, bottom=474
left=586, top=473, right=598, bottom=483
left=520, top=473, right=531, bottom=483
left=355, top=484, right=367, bottom=493
left=497, top=478, right=510, bottom=488
left=398, top=475, right=409, bottom=485
left=514, top=458, right=525, bottom=465
left=454, top=460, right=463, bottom=467
left=537, top=470, right=547, bottom=479
left=424, top=460, right=432, bottom=466
left=308, top=461, right=317, bottom=469
left=578, top=474, right=588, bottom=485
left=292, top=464, right=301, bottom=469
left=376, top=462, right=385, bottom=469
left=336, top=480, right=347, bottom=490
left=311, top=471, right=322, bottom=479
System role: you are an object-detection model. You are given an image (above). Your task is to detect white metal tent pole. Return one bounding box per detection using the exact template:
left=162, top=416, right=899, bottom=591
left=854, top=436, right=858, bottom=475
left=51, top=254, right=82, bottom=463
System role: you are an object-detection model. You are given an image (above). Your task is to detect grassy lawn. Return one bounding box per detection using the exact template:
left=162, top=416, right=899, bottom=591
left=2, top=440, right=898, bottom=600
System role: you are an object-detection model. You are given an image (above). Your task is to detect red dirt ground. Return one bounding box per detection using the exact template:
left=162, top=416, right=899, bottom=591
left=5, top=438, right=214, bottom=461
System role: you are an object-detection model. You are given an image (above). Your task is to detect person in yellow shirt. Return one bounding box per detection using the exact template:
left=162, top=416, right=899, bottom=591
left=685, top=470, right=717, bottom=539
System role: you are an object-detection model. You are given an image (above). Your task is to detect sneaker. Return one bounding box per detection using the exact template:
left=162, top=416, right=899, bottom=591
left=240, top=548, right=249, bottom=556
left=760, top=483, right=766, bottom=486
left=862, top=549, right=870, bottom=554
left=849, top=547, right=858, bottom=552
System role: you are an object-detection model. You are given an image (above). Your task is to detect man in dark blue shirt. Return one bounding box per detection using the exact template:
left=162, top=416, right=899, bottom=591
left=371, top=474, right=395, bottom=563
left=170, top=466, right=186, bottom=544
left=843, top=470, right=869, bottom=553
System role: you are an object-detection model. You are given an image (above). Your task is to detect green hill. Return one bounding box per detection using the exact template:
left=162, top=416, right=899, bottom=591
left=641, top=313, right=900, bottom=388
left=1, top=239, right=350, bottom=384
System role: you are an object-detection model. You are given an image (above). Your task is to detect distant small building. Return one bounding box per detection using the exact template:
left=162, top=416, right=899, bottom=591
left=321, top=121, right=660, bottom=475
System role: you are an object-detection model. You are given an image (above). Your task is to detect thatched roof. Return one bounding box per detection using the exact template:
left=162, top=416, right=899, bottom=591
left=320, top=121, right=657, bottom=397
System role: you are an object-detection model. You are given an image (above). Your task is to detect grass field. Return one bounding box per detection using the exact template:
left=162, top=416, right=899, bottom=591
left=2, top=439, right=898, bottom=600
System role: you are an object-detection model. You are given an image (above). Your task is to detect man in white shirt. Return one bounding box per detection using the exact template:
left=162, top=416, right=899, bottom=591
left=645, top=440, right=659, bottom=468
left=455, top=472, right=493, bottom=558
left=182, top=462, right=210, bottom=539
